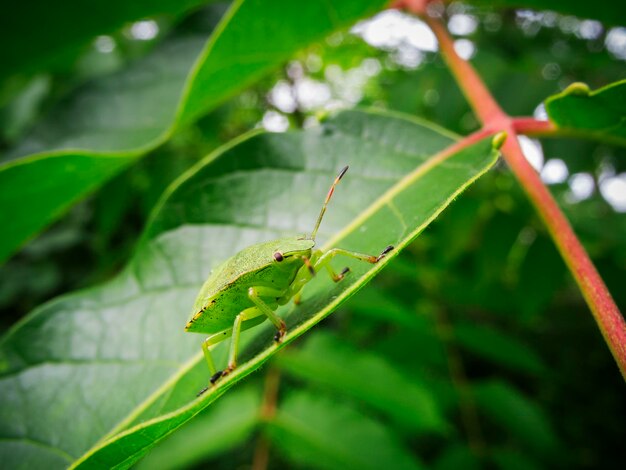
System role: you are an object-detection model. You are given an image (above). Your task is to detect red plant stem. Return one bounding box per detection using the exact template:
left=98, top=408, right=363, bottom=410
left=424, top=16, right=507, bottom=125
left=513, top=117, right=558, bottom=136
left=404, top=6, right=626, bottom=378
left=502, top=138, right=626, bottom=377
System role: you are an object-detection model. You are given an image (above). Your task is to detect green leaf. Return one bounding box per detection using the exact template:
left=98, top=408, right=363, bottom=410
left=344, top=287, right=426, bottom=331
left=473, top=380, right=561, bottom=457
left=0, top=0, right=208, bottom=79
left=0, top=0, right=388, bottom=264
left=0, top=154, right=141, bottom=263
left=453, top=322, right=547, bottom=376
left=176, top=0, right=387, bottom=125
left=467, top=0, right=626, bottom=27
left=135, top=386, right=261, bottom=470
left=0, top=109, right=499, bottom=468
left=277, top=331, right=447, bottom=434
left=433, top=443, right=482, bottom=470
left=545, top=80, right=626, bottom=146
left=515, top=235, right=565, bottom=319
left=268, top=392, right=424, bottom=470
left=489, top=448, right=541, bottom=470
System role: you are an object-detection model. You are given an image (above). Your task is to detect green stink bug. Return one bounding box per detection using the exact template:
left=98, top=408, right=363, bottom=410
left=186, top=166, right=393, bottom=392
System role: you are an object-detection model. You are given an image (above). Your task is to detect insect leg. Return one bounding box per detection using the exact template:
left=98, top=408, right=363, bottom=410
left=282, top=267, right=311, bottom=305
left=199, top=330, right=233, bottom=394
left=248, top=286, right=287, bottom=341
left=227, top=306, right=265, bottom=373
left=325, top=265, right=351, bottom=282
left=312, top=245, right=394, bottom=281
left=281, top=251, right=324, bottom=304
left=202, top=330, right=232, bottom=375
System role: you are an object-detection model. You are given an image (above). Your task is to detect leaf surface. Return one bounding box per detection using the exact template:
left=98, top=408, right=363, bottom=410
left=0, top=0, right=208, bottom=79
left=0, top=109, right=499, bottom=468
left=268, top=392, right=424, bottom=470
left=473, top=380, right=561, bottom=457
left=453, top=323, right=547, bottom=376
left=135, top=386, right=260, bottom=470
left=278, top=332, right=447, bottom=433
left=0, top=0, right=387, bottom=263
left=545, top=80, right=626, bottom=146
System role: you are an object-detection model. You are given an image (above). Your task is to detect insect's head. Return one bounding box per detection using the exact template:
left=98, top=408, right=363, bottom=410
left=308, top=165, right=349, bottom=242
left=272, top=238, right=315, bottom=264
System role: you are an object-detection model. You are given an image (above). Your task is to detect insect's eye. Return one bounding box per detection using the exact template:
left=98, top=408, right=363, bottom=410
left=273, top=252, right=284, bottom=262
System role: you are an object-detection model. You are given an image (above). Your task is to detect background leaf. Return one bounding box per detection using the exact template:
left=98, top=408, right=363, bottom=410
left=268, top=392, right=424, bottom=470
left=473, top=380, right=561, bottom=458
left=277, top=331, right=447, bottom=433
left=453, top=322, right=548, bottom=376
left=0, top=0, right=208, bottom=79
left=0, top=0, right=387, bottom=264
left=135, top=386, right=261, bottom=470
left=545, top=80, right=626, bottom=145
left=0, top=109, right=498, bottom=468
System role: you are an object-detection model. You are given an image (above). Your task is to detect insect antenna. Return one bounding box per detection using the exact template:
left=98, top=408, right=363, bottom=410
left=310, top=165, right=349, bottom=241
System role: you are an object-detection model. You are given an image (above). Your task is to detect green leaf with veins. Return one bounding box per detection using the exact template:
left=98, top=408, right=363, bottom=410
left=453, top=322, right=548, bottom=376
left=277, top=332, right=447, bottom=434
left=0, top=0, right=388, bottom=264
left=135, top=386, right=261, bottom=470
left=268, top=392, right=425, bottom=470
left=545, top=80, right=626, bottom=146
left=473, top=380, right=561, bottom=458
left=0, top=109, right=499, bottom=469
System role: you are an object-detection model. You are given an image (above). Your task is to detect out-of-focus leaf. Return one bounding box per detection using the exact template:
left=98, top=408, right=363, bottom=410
left=0, top=0, right=388, bottom=264
left=373, top=329, right=451, bottom=378
left=545, top=80, right=626, bottom=146
left=277, top=332, right=446, bottom=433
left=268, top=392, right=424, bottom=470
left=454, top=322, right=547, bottom=376
left=176, top=0, right=387, bottom=125
left=490, top=448, right=541, bottom=470
left=473, top=380, right=561, bottom=457
left=0, top=76, right=51, bottom=142
left=0, top=109, right=499, bottom=468
left=136, top=386, right=261, bottom=470
left=0, top=153, right=142, bottom=264
left=344, top=288, right=425, bottom=331
left=515, top=236, right=565, bottom=319
left=468, top=0, right=626, bottom=27
left=433, top=443, right=481, bottom=470
left=0, top=0, right=208, bottom=79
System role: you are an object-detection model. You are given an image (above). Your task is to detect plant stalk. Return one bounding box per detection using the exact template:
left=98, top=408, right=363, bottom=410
left=397, top=4, right=626, bottom=378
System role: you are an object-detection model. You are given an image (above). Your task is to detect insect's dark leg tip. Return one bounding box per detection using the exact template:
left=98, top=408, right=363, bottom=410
left=336, top=267, right=350, bottom=281
left=196, top=386, right=209, bottom=397
left=210, top=370, right=224, bottom=385
left=376, top=245, right=394, bottom=262
left=274, top=328, right=286, bottom=343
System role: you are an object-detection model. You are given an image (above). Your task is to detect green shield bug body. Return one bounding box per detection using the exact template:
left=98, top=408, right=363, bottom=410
left=186, top=166, right=393, bottom=393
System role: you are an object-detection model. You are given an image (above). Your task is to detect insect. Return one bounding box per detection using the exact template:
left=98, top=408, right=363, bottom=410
left=186, top=166, right=393, bottom=394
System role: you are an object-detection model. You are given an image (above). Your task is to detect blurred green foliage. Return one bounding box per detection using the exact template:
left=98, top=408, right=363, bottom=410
left=0, top=0, right=624, bottom=469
